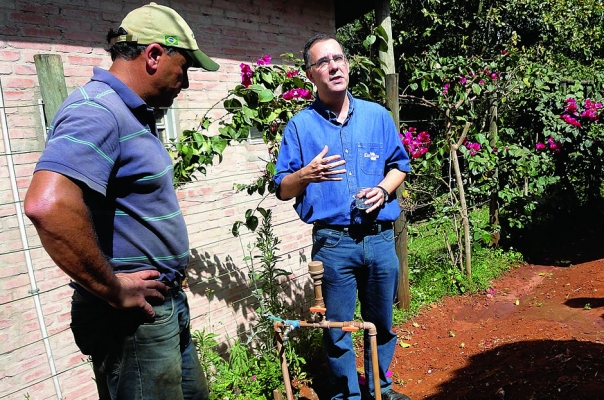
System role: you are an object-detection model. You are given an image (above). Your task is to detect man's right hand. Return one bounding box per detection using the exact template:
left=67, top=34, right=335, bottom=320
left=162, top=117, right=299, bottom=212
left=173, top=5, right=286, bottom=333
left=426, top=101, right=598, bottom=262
left=278, top=145, right=347, bottom=200
left=302, top=145, right=346, bottom=183
left=108, top=270, right=168, bottom=319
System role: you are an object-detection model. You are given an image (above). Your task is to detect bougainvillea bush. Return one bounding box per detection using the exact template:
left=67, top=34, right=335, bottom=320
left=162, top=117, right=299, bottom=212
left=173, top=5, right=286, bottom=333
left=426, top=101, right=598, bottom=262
left=398, top=39, right=604, bottom=236
left=170, top=53, right=313, bottom=195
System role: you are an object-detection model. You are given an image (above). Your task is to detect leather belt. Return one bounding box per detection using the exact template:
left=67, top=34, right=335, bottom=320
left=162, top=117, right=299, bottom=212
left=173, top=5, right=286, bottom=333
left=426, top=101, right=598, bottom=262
left=313, top=221, right=393, bottom=236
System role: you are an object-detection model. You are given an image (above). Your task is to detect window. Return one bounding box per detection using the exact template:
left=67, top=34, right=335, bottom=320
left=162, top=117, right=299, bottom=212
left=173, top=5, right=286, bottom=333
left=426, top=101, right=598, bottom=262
left=154, top=107, right=178, bottom=144
left=248, top=126, right=264, bottom=144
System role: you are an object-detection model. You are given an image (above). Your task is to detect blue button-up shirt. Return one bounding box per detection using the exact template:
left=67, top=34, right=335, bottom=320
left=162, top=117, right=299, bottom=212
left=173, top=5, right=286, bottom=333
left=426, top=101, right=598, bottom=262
left=274, top=93, right=410, bottom=225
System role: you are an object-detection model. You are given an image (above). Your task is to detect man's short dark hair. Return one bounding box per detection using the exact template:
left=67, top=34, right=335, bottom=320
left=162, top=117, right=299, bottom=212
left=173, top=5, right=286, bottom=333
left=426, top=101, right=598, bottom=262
left=105, top=28, right=179, bottom=62
left=303, top=34, right=342, bottom=70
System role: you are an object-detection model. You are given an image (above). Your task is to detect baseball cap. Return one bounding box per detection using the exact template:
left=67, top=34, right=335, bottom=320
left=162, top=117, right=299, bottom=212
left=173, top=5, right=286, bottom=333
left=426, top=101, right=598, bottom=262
left=115, top=2, right=219, bottom=71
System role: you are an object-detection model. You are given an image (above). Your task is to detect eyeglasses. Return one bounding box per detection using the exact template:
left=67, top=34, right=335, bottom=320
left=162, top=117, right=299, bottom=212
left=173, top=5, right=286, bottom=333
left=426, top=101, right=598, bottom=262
left=307, top=54, right=347, bottom=71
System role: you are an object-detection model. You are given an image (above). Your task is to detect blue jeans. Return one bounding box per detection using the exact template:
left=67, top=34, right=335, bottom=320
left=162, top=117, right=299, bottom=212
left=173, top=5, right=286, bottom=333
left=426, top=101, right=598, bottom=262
left=70, top=288, right=208, bottom=400
left=312, top=226, right=398, bottom=400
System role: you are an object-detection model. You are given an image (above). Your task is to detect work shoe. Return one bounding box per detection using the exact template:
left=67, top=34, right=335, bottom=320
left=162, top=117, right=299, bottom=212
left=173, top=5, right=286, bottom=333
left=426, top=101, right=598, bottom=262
left=380, top=388, right=412, bottom=400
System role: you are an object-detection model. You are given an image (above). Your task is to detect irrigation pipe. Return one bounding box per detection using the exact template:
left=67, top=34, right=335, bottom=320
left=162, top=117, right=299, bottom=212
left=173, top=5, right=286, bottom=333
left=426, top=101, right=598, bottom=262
left=273, top=261, right=382, bottom=400
left=0, top=78, right=63, bottom=399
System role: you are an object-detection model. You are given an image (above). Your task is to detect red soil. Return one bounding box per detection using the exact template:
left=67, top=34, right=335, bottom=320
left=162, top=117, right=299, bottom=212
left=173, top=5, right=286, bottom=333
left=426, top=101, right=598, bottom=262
left=300, top=260, right=604, bottom=399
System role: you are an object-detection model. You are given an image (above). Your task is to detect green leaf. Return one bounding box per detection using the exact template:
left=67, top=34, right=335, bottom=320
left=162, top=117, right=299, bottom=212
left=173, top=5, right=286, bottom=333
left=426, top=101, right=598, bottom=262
left=293, top=76, right=305, bottom=87
left=363, top=35, right=376, bottom=49
left=245, top=216, right=259, bottom=231
left=258, top=89, right=274, bottom=102
left=223, top=98, right=242, bottom=111
left=242, top=105, right=257, bottom=118
left=266, top=162, right=276, bottom=176
left=231, top=221, right=241, bottom=237
left=211, top=136, right=228, bottom=154
left=374, top=25, right=389, bottom=52
left=261, top=71, right=273, bottom=84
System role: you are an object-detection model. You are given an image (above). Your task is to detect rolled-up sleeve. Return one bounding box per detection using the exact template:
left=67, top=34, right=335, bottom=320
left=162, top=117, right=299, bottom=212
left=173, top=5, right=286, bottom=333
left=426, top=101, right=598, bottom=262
left=273, top=121, right=303, bottom=200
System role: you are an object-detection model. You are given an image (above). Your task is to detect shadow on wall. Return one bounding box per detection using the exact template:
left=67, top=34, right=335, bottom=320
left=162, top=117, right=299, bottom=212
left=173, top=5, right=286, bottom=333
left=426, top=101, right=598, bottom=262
left=426, top=340, right=604, bottom=399
left=186, top=247, right=316, bottom=332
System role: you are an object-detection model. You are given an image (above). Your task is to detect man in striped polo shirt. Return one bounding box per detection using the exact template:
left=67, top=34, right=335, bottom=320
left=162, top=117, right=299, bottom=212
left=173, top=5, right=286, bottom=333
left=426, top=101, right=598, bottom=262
left=24, top=3, right=218, bottom=399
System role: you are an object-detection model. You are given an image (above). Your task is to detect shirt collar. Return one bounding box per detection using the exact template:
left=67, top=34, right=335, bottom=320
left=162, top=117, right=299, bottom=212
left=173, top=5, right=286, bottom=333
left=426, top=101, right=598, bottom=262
left=91, top=67, right=147, bottom=110
left=312, top=92, right=355, bottom=125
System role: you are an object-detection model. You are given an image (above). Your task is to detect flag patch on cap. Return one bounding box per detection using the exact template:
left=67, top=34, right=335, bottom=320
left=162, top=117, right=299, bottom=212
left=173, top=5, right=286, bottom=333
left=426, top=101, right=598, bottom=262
left=165, top=35, right=179, bottom=45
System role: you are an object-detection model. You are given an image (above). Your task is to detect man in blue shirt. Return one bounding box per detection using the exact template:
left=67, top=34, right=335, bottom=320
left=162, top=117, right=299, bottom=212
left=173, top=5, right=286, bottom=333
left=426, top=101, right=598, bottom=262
left=24, top=3, right=218, bottom=399
left=274, top=34, right=412, bottom=400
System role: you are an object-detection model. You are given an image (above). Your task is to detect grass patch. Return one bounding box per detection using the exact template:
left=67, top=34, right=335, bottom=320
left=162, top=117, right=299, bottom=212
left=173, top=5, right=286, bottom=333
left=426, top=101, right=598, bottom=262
left=393, top=207, right=524, bottom=325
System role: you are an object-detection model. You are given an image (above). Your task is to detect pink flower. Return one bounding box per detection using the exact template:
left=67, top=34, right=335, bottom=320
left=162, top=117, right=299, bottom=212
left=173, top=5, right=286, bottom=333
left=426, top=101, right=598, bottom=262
left=548, top=137, right=562, bottom=153
left=560, top=98, right=602, bottom=126
left=282, top=88, right=313, bottom=101
left=537, top=137, right=562, bottom=153
left=286, top=70, right=299, bottom=78
left=581, top=99, right=602, bottom=122
left=464, top=140, right=481, bottom=155
left=564, top=98, right=578, bottom=113
left=561, top=114, right=581, bottom=127
left=443, top=83, right=450, bottom=95
left=585, top=99, right=603, bottom=110
left=581, top=109, right=599, bottom=121
left=479, top=79, right=485, bottom=85
left=417, top=131, right=431, bottom=143
left=256, top=54, right=271, bottom=65
left=402, top=127, right=431, bottom=159
left=240, top=63, right=253, bottom=87
left=299, top=88, right=313, bottom=100
left=459, top=76, right=467, bottom=84
left=282, top=90, right=295, bottom=100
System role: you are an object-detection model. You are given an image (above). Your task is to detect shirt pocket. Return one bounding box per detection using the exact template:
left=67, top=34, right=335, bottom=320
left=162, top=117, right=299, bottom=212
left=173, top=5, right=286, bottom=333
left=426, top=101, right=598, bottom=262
left=358, top=143, right=384, bottom=175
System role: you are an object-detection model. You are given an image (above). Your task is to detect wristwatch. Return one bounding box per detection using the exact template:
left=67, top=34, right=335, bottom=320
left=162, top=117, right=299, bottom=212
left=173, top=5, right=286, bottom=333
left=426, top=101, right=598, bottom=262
left=376, top=185, right=389, bottom=203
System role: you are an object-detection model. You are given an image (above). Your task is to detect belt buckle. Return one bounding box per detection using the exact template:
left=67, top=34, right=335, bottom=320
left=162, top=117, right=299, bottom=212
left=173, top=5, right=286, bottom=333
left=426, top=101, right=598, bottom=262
left=165, top=276, right=187, bottom=290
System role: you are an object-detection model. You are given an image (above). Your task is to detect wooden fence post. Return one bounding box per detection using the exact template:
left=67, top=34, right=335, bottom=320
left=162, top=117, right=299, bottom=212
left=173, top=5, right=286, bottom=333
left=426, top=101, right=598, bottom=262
left=34, top=54, right=68, bottom=126
left=386, top=73, right=410, bottom=309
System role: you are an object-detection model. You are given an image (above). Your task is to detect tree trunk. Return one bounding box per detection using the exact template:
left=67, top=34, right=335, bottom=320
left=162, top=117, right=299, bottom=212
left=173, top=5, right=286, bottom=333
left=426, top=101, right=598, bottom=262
left=451, top=122, right=472, bottom=276
left=488, top=97, right=500, bottom=246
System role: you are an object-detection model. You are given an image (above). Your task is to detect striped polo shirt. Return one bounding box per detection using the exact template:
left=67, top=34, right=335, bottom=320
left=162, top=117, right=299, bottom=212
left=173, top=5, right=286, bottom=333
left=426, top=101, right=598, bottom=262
left=35, top=67, right=188, bottom=283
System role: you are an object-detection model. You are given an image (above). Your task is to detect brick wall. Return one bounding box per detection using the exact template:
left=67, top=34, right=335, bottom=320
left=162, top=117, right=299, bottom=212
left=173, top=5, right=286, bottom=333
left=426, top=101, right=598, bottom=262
left=0, top=0, right=334, bottom=398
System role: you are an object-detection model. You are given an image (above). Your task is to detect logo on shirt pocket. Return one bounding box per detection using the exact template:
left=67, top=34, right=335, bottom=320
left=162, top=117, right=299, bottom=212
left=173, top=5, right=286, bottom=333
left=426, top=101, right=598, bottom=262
left=358, top=143, right=384, bottom=175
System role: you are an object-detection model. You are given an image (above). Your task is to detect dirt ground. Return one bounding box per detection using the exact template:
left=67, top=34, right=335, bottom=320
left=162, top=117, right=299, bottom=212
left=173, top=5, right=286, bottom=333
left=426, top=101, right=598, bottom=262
left=299, top=259, right=604, bottom=399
